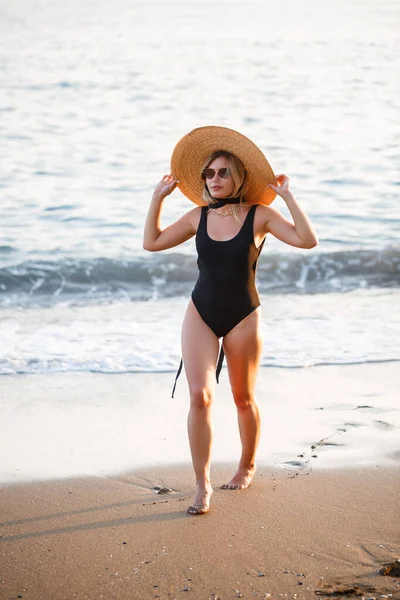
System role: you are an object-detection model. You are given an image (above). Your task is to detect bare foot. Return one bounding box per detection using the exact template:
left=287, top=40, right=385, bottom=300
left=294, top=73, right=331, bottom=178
left=187, top=484, right=213, bottom=515
left=220, top=466, right=256, bottom=490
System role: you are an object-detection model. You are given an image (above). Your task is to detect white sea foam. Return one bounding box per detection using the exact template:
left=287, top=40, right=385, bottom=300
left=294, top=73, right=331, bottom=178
left=1, top=291, right=400, bottom=375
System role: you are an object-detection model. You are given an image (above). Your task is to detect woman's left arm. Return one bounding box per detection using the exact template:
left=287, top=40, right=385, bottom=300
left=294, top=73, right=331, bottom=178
left=263, top=174, right=318, bottom=249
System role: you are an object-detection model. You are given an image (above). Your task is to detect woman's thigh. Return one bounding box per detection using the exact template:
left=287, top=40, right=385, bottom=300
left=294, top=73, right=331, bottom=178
left=222, top=308, right=263, bottom=396
left=181, top=299, right=220, bottom=392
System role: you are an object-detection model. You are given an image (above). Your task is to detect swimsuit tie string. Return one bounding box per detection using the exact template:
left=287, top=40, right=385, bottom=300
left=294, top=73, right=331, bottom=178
left=216, top=346, right=225, bottom=383
left=171, top=346, right=225, bottom=398
left=171, top=359, right=183, bottom=398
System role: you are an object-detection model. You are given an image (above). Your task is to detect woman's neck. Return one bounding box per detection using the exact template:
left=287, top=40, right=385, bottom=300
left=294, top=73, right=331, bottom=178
left=210, top=197, right=242, bottom=209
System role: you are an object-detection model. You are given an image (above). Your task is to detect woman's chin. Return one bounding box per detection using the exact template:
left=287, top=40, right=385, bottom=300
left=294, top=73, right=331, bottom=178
left=211, top=191, right=229, bottom=199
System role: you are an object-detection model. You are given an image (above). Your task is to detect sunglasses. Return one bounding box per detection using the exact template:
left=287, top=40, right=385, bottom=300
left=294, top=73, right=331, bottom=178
left=201, top=168, right=230, bottom=180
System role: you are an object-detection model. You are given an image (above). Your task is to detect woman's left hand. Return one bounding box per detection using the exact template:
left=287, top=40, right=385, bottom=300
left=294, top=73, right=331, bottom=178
left=268, top=174, right=290, bottom=196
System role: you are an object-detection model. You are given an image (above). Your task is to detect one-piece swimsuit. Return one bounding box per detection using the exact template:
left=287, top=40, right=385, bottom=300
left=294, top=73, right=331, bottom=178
left=172, top=203, right=265, bottom=397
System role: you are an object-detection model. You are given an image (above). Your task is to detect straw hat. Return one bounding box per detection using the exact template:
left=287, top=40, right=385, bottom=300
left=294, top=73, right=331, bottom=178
left=170, top=125, right=277, bottom=206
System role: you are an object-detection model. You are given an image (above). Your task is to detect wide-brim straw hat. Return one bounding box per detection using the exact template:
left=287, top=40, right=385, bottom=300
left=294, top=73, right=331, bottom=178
left=170, top=125, right=277, bottom=206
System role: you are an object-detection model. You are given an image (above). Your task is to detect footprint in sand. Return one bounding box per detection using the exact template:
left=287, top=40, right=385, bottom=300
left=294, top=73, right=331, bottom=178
left=373, top=419, right=396, bottom=431
left=282, top=460, right=307, bottom=468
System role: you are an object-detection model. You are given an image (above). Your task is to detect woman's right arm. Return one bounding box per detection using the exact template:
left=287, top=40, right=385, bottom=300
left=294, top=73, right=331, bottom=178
left=143, top=174, right=199, bottom=252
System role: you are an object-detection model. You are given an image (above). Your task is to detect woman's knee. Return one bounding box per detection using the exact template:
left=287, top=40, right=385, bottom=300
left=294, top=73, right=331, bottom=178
left=189, top=386, right=213, bottom=410
left=232, top=391, right=255, bottom=411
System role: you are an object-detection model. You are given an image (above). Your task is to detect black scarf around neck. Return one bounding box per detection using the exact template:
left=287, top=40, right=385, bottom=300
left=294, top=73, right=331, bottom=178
left=209, top=197, right=243, bottom=209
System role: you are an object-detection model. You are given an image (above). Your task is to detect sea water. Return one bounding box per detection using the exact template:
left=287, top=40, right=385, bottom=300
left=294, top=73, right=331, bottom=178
left=1, top=0, right=400, bottom=374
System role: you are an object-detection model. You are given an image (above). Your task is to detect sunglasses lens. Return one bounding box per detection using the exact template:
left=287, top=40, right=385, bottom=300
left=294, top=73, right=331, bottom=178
left=201, top=168, right=229, bottom=180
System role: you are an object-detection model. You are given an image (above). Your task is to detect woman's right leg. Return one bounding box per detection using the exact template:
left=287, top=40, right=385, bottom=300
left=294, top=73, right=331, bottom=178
left=181, top=300, right=220, bottom=514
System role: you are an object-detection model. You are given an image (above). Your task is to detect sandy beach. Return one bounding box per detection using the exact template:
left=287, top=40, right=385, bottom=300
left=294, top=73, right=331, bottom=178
left=1, top=363, right=399, bottom=599
left=1, top=466, right=399, bottom=599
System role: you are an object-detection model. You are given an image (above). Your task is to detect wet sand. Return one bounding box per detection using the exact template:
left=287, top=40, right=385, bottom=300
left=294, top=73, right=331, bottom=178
left=1, top=362, right=399, bottom=485
left=1, top=465, right=399, bottom=599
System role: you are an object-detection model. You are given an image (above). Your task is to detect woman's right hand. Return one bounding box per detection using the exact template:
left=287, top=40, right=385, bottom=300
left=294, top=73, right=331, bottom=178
left=153, top=174, right=179, bottom=200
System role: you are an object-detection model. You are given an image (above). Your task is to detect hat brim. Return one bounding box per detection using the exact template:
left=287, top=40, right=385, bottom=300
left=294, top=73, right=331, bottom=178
left=170, top=126, right=277, bottom=206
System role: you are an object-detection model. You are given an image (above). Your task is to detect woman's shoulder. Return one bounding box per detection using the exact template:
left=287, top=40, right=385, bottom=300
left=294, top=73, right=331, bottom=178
left=243, top=202, right=271, bottom=210
left=253, top=203, right=276, bottom=216
left=184, top=205, right=203, bottom=230
left=188, top=205, right=203, bottom=213
left=253, top=203, right=278, bottom=229
left=251, top=202, right=272, bottom=209
left=242, top=203, right=272, bottom=217
left=181, top=205, right=202, bottom=218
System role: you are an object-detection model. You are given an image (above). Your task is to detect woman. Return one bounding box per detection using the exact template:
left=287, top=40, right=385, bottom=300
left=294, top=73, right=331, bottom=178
left=143, top=126, right=317, bottom=515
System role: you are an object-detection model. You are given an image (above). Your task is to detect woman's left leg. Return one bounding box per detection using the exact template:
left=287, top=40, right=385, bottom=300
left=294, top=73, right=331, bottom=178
left=221, top=308, right=263, bottom=489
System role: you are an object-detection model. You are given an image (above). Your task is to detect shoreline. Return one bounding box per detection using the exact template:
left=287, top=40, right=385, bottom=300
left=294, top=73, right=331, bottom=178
left=1, top=362, right=399, bottom=486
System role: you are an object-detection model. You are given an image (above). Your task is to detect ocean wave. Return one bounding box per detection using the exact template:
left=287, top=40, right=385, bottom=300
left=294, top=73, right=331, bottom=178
left=0, top=248, right=399, bottom=308
left=1, top=357, right=399, bottom=377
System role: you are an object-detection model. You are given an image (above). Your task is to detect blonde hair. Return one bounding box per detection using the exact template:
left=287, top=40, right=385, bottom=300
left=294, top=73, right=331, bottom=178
left=201, top=151, right=248, bottom=223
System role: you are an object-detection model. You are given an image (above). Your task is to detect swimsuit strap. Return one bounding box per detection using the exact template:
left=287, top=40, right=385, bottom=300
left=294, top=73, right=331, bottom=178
left=247, top=203, right=258, bottom=222
left=197, top=205, right=207, bottom=234
left=241, top=204, right=258, bottom=243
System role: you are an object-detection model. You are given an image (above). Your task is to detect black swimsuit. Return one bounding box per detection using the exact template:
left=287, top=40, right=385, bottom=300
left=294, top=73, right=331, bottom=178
left=192, top=203, right=264, bottom=337
left=172, top=203, right=265, bottom=397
